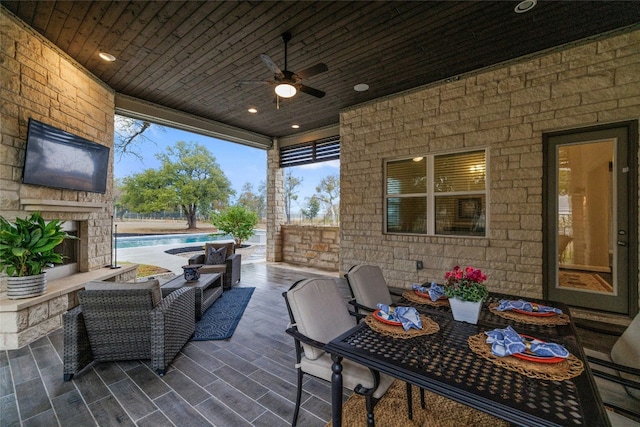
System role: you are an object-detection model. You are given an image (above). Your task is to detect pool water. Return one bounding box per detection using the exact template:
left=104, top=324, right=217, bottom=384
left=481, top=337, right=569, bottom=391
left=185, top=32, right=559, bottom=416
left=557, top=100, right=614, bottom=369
left=115, top=230, right=266, bottom=249
left=115, top=233, right=229, bottom=249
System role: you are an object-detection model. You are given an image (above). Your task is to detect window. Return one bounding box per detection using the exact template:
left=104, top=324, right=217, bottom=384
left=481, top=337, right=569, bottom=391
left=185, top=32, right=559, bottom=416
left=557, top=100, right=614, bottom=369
left=385, top=150, right=487, bottom=236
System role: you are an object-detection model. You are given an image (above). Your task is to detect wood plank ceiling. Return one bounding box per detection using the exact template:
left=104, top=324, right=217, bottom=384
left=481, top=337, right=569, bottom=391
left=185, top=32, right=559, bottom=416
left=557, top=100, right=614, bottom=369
left=3, top=1, right=640, bottom=141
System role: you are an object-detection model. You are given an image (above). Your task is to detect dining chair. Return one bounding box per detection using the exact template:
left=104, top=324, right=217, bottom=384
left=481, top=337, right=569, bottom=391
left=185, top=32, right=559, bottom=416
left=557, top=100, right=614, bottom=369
left=344, top=264, right=403, bottom=315
left=344, top=264, right=426, bottom=418
left=585, top=312, right=640, bottom=425
left=283, top=277, right=395, bottom=426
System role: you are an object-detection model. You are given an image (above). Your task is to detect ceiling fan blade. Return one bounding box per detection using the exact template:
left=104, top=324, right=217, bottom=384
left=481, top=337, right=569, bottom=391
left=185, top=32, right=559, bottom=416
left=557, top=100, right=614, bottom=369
left=299, top=85, right=325, bottom=98
left=260, top=54, right=284, bottom=78
left=295, top=63, right=328, bottom=79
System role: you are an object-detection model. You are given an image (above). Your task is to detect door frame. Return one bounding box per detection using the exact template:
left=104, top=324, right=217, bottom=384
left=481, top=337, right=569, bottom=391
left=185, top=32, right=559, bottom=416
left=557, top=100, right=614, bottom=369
left=542, top=120, right=638, bottom=317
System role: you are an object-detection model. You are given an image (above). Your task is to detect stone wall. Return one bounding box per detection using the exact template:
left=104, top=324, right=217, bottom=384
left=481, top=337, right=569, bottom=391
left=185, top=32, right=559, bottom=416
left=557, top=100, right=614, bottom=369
left=339, top=30, right=640, bottom=301
left=281, top=225, right=340, bottom=270
left=0, top=265, right=137, bottom=350
left=0, top=10, right=115, bottom=275
left=266, top=141, right=285, bottom=262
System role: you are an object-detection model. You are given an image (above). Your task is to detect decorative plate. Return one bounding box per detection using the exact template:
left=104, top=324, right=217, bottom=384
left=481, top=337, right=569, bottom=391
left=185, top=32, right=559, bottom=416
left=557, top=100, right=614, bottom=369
left=373, top=309, right=402, bottom=326
left=414, top=289, right=447, bottom=300
left=511, top=335, right=565, bottom=364
left=512, top=303, right=556, bottom=317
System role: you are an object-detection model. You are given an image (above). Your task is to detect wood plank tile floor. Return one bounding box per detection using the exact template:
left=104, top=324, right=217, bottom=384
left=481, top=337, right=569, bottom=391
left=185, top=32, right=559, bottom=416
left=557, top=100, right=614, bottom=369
left=1, top=262, right=347, bottom=427
left=1, top=262, right=627, bottom=426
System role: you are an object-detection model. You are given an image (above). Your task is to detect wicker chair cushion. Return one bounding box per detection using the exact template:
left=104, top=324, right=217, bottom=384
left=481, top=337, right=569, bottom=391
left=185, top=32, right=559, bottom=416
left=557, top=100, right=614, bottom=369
left=205, top=245, right=227, bottom=265
left=287, top=278, right=356, bottom=360
left=205, top=242, right=235, bottom=256
left=84, top=279, right=162, bottom=307
left=347, top=265, right=394, bottom=308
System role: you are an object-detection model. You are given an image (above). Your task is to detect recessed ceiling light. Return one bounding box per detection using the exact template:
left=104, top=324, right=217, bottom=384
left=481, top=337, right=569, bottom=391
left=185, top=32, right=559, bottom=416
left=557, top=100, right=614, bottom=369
left=291, top=124, right=300, bottom=129
left=354, top=83, right=369, bottom=92
left=514, top=0, right=536, bottom=13
left=99, top=52, right=116, bottom=62
left=248, top=108, right=258, bottom=113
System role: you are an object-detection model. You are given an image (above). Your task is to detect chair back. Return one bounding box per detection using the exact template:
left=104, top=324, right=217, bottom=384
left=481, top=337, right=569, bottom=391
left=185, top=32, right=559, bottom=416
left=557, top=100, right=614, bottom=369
left=78, top=280, right=161, bottom=361
left=284, top=277, right=355, bottom=360
left=611, top=311, right=640, bottom=398
left=345, top=265, right=393, bottom=310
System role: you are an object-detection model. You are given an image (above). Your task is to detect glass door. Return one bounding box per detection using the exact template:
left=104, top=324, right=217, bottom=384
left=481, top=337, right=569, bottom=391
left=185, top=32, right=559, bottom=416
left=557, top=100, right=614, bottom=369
left=544, top=124, right=637, bottom=314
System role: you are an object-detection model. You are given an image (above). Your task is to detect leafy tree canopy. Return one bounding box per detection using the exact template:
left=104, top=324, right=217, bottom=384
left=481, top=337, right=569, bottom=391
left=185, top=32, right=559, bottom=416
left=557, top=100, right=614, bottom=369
left=120, top=141, right=233, bottom=229
left=237, top=181, right=266, bottom=219
left=301, top=195, right=321, bottom=220
left=315, top=174, right=340, bottom=223
left=210, top=205, right=258, bottom=246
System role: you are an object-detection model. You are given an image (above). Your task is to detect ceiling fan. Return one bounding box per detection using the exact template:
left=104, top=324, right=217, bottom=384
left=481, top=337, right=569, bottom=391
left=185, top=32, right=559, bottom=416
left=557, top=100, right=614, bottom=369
left=240, top=32, right=328, bottom=99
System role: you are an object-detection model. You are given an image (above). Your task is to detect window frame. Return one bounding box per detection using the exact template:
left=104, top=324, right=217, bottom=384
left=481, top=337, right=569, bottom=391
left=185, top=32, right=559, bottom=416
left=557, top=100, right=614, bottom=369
left=384, top=148, right=489, bottom=237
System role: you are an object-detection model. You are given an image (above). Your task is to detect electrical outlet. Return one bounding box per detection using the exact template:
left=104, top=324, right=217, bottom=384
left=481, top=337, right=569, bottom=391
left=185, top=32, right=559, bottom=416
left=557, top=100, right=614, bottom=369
left=416, top=260, right=424, bottom=270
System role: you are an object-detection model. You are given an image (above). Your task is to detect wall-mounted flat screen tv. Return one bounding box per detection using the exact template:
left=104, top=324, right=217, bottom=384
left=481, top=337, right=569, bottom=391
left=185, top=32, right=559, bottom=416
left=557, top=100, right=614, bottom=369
left=22, top=119, right=110, bottom=193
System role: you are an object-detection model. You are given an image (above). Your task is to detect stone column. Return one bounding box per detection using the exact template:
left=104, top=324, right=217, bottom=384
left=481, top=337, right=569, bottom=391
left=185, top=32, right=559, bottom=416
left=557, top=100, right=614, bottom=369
left=266, top=138, right=285, bottom=262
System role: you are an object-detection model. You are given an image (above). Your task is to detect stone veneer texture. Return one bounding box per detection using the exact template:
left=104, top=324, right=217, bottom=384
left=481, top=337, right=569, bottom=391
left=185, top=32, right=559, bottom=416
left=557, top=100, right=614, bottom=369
left=339, top=29, right=640, bottom=300
left=0, top=10, right=116, bottom=278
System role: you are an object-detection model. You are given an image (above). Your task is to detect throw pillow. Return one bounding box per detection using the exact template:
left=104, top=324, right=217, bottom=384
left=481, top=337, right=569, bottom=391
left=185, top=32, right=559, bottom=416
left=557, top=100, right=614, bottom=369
left=205, top=246, right=227, bottom=265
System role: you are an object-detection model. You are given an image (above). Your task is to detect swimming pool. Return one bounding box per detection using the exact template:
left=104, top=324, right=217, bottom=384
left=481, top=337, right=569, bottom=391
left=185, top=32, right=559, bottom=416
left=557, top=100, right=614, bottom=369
left=115, top=230, right=266, bottom=249
left=115, top=233, right=228, bottom=249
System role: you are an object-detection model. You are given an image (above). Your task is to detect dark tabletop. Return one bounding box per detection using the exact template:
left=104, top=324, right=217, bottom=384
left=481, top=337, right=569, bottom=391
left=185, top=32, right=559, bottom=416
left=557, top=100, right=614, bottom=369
left=325, top=293, right=610, bottom=427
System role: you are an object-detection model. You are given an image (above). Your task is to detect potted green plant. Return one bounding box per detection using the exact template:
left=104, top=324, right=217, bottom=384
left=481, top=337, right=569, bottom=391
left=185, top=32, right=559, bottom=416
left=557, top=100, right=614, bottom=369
left=0, top=212, right=74, bottom=299
left=443, top=265, right=489, bottom=324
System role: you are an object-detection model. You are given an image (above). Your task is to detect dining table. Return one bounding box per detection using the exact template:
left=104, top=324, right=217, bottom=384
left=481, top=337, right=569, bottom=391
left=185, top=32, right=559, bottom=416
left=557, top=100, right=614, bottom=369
left=324, top=292, right=611, bottom=427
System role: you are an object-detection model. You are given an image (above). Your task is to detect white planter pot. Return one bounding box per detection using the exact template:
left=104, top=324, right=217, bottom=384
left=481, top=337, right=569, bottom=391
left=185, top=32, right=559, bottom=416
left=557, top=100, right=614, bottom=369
left=6, top=273, right=47, bottom=299
left=449, top=297, right=482, bottom=324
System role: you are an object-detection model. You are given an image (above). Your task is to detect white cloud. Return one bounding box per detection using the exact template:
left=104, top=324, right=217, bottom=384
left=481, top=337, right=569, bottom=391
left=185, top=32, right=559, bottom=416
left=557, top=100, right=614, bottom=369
left=297, top=159, right=340, bottom=170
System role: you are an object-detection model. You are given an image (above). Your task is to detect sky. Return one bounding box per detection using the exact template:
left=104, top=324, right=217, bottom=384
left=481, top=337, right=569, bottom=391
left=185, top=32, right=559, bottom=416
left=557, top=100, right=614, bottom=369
left=113, top=120, right=339, bottom=212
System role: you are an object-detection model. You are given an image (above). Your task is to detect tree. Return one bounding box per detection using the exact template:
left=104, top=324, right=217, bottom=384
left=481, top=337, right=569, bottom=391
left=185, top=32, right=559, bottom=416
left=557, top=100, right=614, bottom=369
left=284, top=171, right=302, bottom=224
left=301, top=195, right=320, bottom=221
left=315, top=174, right=340, bottom=223
left=113, top=115, right=156, bottom=160
left=237, top=182, right=266, bottom=219
left=112, top=178, right=127, bottom=220
left=120, top=141, right=233, bottom=229
left=210, top=205, right=258, bottom=246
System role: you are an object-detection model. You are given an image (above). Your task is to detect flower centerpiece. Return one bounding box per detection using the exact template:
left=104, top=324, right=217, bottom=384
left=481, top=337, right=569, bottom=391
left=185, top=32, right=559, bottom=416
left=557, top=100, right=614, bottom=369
left=444, top=265, right=488, bottom=324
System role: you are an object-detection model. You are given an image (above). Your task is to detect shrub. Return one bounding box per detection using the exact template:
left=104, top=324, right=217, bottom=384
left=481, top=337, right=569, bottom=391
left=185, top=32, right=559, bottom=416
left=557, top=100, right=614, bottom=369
left=210, top=206, right=258, bottom=246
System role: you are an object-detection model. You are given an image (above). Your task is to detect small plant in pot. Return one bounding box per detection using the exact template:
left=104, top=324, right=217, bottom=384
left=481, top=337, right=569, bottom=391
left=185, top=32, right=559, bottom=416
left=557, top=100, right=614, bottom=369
left=0, top=212, right=75, bottom=299
left=443, top=265, right=488, bottom=324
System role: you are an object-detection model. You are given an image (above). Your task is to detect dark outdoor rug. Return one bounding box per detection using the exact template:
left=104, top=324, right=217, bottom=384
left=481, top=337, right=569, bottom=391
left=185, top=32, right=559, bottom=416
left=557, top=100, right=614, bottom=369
left=191, top=287, right=255, bottom=340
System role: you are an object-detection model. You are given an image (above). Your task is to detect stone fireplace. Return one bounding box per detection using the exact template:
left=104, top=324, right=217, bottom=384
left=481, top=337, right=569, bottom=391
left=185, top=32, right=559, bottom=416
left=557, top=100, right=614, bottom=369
left=0, top=11, right=137, bottom=349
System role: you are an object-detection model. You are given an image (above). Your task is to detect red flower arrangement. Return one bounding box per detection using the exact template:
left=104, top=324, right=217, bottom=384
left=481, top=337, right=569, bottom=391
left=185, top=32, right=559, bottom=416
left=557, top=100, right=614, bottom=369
left=444, top=265, right=488, bottom=302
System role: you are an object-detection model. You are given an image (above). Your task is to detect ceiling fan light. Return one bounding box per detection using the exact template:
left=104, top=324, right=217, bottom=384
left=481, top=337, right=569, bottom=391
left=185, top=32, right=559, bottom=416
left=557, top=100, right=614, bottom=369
left=275, top=83, right=296, bottom=98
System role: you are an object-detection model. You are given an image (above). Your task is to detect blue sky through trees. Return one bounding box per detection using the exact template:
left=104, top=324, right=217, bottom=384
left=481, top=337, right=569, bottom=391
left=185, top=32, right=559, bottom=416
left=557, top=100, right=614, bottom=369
left=113, top=122, right=339, bottom=212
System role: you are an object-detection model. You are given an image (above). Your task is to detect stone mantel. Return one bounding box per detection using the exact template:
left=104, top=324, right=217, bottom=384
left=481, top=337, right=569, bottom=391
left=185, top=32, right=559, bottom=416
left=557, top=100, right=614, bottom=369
left=20, top=199, right=108, bottom=213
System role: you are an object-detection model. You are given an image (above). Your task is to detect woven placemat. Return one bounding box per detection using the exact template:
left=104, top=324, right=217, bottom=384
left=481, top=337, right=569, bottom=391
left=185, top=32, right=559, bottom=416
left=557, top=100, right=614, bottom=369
left=467, top=333, right=584, bottom=380
left=402, top=290, right=450, bottom=307
left=364, top=314, right=440, bottom=339
left=325, top=379, right=508, bottom=427
left=488, top=303, right=571, bottom=325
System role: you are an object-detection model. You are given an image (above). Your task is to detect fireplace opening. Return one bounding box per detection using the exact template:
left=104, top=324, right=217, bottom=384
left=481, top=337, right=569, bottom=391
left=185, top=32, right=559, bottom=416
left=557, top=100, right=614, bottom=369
left=47, top=220, right=80, bottom=281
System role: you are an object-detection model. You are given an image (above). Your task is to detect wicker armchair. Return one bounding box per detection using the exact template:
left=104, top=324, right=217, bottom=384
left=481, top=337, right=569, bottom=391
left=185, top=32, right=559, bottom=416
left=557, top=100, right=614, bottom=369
left=63, top=280, right=195, bottom=381
left=189, top=241, right=241, bottom=289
